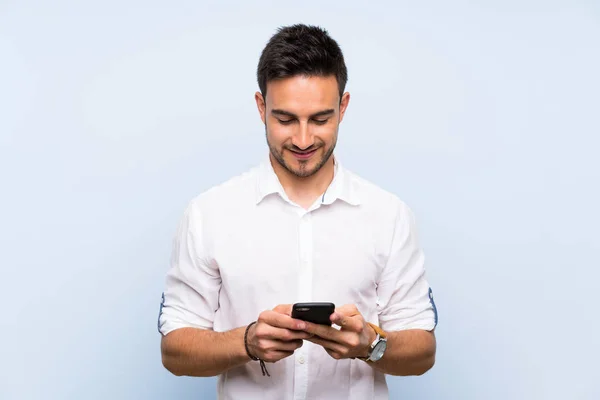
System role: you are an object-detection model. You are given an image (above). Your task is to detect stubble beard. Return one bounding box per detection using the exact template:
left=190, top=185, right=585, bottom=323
left=265, top=125, right=336, bottom=178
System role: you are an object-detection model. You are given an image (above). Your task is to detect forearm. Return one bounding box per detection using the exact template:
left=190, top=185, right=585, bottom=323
left=161, top=326, right=250, bottom=377
left=369, top=329, right=436, bottom=376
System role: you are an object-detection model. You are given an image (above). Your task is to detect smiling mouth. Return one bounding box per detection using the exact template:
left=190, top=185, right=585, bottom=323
left=289, top=148, right=318, bottom=159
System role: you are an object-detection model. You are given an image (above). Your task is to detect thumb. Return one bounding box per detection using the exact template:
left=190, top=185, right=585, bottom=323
left=273, top=304, right=293, bottom=316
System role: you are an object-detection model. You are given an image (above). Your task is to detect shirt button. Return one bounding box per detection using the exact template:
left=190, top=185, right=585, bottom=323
left=298, top=356, right=305, bottom=364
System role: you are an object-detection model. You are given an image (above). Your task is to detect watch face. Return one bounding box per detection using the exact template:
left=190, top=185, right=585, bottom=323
left=371, top=340, right=387, bottom=361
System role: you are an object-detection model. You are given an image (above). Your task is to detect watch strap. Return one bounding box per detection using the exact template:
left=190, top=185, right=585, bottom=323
left=357, top=323, right=386, bottom=361
left=367, top=322, right=386, bottom=339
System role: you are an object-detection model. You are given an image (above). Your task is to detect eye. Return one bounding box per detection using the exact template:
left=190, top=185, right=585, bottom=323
left=277, top=119, right=295, bottom=125
left=313, top=119, right=329, bottom=125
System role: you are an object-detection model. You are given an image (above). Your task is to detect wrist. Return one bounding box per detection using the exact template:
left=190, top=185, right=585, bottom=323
left=243, top=321, right=270, bottom=376
left=357, top=323, right=388, bottom=362
left=229, top=326, right=252, bottom=362
left=360, top=323, right=378, bottom=358
left=367, top=323, right=378, bottom=344
left=244, top=322, right=259, bottom=361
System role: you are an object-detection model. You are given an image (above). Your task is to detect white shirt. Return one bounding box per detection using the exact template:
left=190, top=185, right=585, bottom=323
left=158, top=155, right=438, bottom=400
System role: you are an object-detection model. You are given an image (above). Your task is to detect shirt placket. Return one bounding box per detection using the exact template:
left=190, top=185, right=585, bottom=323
left=294, top=210, right=313, bottom=400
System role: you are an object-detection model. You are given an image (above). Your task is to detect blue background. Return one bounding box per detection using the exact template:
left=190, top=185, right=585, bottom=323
left=1, top=1, right=599, bottom=399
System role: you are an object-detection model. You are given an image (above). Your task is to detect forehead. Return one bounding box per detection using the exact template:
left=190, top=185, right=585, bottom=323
left=265, top=75, right=339, bottom=113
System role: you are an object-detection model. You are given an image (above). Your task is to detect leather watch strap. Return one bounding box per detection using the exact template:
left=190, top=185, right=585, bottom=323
left=367, top=322, right=386, bottom=339
left=356, top=323, right=386, bottom=361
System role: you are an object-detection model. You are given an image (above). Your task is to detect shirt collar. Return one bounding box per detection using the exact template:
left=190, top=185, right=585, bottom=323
left=255, top=154, right=360, bottom=206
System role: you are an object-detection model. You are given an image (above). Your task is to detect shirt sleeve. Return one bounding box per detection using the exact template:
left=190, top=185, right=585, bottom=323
left=157, top=200, right=221, bottom=336
left=376, top=201, right=438, bottom=332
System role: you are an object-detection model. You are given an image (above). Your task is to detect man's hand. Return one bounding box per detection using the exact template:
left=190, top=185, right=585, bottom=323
left=302, top=304, right=377, bottom=360
left=246, top=304, right=312, bottom=363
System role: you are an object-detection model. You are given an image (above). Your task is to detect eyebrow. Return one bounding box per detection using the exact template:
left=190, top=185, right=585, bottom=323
left=271, top=109, right=335, bottom=119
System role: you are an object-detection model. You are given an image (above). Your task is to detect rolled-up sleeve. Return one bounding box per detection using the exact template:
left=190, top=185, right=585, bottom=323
left=376, top=201, right=438, bottom=332
left=158, top=200, right=221, bottom=336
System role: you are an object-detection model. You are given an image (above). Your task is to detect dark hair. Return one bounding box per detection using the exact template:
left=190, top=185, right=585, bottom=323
left=257, top=24, right=348, bottom=99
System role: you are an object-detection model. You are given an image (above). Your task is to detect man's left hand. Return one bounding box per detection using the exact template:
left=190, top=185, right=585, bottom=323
left=301, top=304, right=377, bottom=360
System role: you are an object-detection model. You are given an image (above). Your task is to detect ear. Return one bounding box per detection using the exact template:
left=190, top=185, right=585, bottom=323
left=338, top=92, right=350, bottom=123
left=255, top=91, right=266, bottom=124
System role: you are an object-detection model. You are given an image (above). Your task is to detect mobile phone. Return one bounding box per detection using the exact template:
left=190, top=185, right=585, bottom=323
left=291, top=302, right=335, bottom=326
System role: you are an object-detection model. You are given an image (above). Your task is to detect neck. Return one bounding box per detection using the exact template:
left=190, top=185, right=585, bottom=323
left=269, top=153, right=335, bottom=209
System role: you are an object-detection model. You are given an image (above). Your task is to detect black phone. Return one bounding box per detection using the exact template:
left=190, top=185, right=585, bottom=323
left=291, top=302, right=335, bottom=326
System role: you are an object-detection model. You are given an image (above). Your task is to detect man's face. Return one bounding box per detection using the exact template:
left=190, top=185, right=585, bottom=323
left=256, top=75, right=350, bottom=178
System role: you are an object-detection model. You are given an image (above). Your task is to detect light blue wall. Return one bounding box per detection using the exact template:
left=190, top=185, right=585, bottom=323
left=1, top=1, right=598, bottom=399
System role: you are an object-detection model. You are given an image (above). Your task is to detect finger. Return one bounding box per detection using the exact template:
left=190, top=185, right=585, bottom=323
left=335, top=304, right=360, bottom=317
left=259, top=310, right=306, bottom=331
left=259, top=338, right=304, bottom=352
left=302, top=321, right=343, bottom=341
left=325, top=349, right=345, bottom=360
left=306, top=336, right=347, bottom=356
left=272, top=304, right=293, bottom=316
left=256, top=324, right=313, bottom=341
left=307, top=330, right=360, bottom=352
left=253, top=338, right=303, bottom=360
left=262, top=349, right=295, bottom=363
left=275, top=339, right=304, bottom=352
left=330, top=313, right=363, bottom=333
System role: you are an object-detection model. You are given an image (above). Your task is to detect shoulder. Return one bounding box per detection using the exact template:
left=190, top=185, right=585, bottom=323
left=187, top=164, right=260, bottom=213
left=344, top=168, right=421, bottom=249
left=345, top=168, right=414, bottom=219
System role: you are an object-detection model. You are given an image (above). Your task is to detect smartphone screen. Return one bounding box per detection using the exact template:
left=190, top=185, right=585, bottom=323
left=291, top=302, right=335, bottom=326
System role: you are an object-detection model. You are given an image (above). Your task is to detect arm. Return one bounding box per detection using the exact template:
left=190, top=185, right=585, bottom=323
left=161, top=327, right=249, bottom=377
left=158, top=202, right=308, bottom=377
left=161, top=307, right=309, bottom=377
left=303, top=306, right=436, bottom=376
left=368, top=329, right=436, bottom=376
left=373, top=200, right=438, bottom=375
left=304, top=201, right=438, bottom=375
left=158, top=201, right=231, bottom=376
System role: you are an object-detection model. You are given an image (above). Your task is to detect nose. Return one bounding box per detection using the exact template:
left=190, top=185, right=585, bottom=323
left=291, top=121, right=315, bottom=150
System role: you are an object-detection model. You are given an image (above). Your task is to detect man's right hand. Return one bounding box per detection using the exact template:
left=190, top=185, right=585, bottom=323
left=246, top=304, right=312, bottom=363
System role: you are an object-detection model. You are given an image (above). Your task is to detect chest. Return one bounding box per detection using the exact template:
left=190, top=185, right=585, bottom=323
left=211, top=205, right=384, bottom=315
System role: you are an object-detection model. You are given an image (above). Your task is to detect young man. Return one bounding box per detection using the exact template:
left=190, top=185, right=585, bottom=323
left=158, top=24, right=438, bottom=400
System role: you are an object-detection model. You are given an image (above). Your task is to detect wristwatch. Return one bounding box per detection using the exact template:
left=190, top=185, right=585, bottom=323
left=358, top=322, right=387, bottom=362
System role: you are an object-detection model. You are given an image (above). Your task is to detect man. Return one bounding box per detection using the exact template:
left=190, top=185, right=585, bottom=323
left=158, top=24, right=438, bottom=400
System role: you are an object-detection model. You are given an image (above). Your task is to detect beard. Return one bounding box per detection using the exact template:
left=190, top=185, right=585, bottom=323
left=265, top=125, right=337, bottom=178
